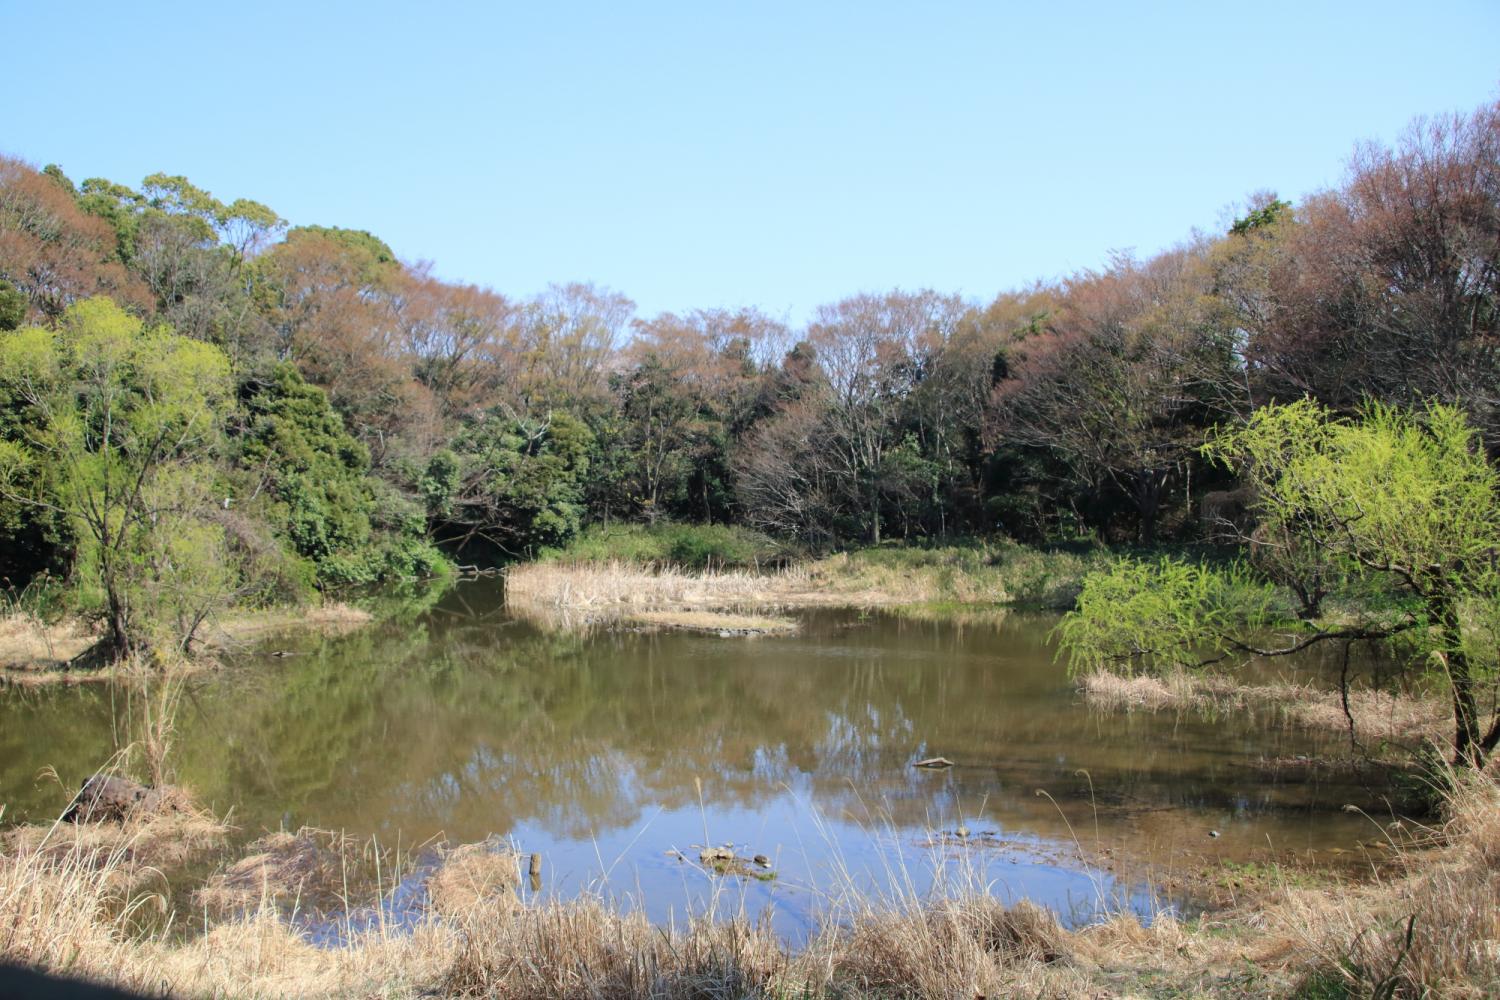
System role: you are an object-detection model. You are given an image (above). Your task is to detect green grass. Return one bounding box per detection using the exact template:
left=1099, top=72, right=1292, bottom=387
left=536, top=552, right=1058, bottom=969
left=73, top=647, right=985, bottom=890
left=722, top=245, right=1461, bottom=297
left=535, top=522, right=791, bottom=570
left=829, top=538, right=1114, bottom=609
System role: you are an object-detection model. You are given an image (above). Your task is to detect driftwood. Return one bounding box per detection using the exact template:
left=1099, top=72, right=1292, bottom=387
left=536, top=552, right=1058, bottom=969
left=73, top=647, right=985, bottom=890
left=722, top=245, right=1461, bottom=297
left=912, top=756, right=955, bottom=769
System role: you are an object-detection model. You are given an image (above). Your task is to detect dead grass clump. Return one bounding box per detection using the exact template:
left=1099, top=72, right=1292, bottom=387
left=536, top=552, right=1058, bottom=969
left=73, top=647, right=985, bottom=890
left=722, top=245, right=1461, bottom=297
left=427, top=840, right=519, bottom=924
left=5, top=790, right=231, bottom=896
left=443, top=897, right=793, bottom=998
left=817, top=896, right=1069, bottom=996
left=505, top=547, right=1047, bottom=631
left=0, top=821, right=167, bottom=992
left=506, top=561, right=808, bottom=611
left=1286, top=775, right=1500, bottom=999
left=194, top=827, right=383, bottom=917
left=627, top=610, right=798, bottom=634
left=147, top=908, right=454, bottom=999
left=505, top=557, right=945, bottom=617
left=1276, top=685, right=1450, bottom=744
left=800, top=551, right=971, bottom=605
left=203, top=602, right=374, bottom=650
left=1080, top=670, right=1197, bottom=712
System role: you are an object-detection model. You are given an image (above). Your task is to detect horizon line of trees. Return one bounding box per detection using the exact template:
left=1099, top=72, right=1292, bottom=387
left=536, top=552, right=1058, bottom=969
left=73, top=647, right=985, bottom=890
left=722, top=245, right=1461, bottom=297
left=1, top=97, right=1497, bottom=652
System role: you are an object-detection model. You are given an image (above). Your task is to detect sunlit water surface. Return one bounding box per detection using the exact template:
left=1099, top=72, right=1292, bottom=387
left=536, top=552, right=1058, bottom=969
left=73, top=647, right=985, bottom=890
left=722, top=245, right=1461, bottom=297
left=0, top=581, right=1395, bottom=942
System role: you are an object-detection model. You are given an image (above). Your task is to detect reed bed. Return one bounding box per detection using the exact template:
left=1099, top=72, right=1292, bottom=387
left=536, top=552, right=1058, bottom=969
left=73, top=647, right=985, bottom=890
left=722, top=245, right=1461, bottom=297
left=506, top=560, right=821, bottom=612
left=1080, top=670, right=1450, bottom=745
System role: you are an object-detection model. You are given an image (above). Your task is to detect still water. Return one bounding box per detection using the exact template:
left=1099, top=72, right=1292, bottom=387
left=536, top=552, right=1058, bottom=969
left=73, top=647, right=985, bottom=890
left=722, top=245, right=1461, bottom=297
left=0, top=581, right=1392, bottom=938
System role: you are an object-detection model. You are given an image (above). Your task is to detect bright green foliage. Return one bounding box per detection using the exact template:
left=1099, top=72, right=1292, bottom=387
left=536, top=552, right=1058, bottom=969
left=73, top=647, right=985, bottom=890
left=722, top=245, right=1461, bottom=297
left=1062, top=400, right=1500, bottom=765
left=41, top=164, right=76, bottom=195
left=425, top=411, right=594, bottom=557
left=535, top=522, right=785, bottom=570
left=76, top=178, right=146, bottom=265
left=69, top=172, right=286, bottom=362
left=1058, top=557, right=1279, bottom=673
left=0, top=298, right=236, bottom=653
left=241, top=363, right=444, bottom=586
left=139, top=173, right=283, bottom=256
left=1202, top=401, right=1500, bottom=604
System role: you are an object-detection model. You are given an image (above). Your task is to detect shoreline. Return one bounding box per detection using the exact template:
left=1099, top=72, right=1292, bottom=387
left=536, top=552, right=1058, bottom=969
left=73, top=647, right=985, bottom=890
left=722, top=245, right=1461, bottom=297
left=0, top=603, right=374, bottom=686
left=2, top=774, right=1491, bottom=998
left=1080, top=669, right=1451, bottom=749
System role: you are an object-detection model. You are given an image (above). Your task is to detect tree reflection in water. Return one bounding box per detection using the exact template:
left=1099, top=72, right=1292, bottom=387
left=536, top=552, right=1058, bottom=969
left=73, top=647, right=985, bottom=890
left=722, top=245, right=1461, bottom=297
left=0, top=580, right=1394, bottom=934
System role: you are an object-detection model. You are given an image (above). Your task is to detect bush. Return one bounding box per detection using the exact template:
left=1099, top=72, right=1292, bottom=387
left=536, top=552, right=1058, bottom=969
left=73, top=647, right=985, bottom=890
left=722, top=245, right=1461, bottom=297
left=536, top=522, right=788, bottom=570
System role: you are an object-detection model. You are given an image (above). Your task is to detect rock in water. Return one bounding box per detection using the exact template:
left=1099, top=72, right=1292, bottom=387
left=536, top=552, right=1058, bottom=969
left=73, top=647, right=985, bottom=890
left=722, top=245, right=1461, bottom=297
left=63, top=775, right=177, bottom=823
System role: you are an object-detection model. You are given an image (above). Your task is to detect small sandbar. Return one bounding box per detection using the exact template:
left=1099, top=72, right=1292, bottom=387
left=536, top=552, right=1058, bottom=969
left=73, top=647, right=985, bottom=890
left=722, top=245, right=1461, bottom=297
left=627, top=610, right=799, bottom=635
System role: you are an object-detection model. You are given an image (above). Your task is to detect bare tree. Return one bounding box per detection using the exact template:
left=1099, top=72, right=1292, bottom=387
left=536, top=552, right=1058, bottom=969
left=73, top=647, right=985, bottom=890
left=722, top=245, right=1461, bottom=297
left=992, top=246, right=1245, bottom=543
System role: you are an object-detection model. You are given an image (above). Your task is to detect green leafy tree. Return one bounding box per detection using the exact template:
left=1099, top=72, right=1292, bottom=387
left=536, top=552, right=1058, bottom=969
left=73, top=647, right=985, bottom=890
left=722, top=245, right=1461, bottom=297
left=240, top=363, right=443, bottom=586
left=425, top=410, right=593, bottom=557
left=0, top=297, right=236, bottom=655
left=74, top=173, right=285, bottom=359
left=0, top=278, right=25, bottom=330
left=1060, top=400, right=1500, bottom=767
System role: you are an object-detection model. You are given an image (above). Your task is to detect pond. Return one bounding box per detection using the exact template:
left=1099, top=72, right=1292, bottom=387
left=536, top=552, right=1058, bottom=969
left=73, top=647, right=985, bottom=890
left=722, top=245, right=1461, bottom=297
left=0, top=580, right=1394, bottom=941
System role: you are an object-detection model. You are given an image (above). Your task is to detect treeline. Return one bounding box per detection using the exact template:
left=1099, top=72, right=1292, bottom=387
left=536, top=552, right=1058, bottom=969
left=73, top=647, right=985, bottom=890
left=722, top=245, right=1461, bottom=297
left=0, top=99, right=1496, bottom=649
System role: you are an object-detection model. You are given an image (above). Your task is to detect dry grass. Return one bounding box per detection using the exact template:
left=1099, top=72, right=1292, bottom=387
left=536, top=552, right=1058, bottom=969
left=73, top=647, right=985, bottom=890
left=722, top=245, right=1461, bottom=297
left=426, top=840, right=520, bottom=925
left=1080, top=669, right=1450, bottom=745
left=503, top=558, right=955, bottom=634
left=0, top=814, right=157, bottom=990
left=1274, top=772, right=1500, bottom=998
left=0, top=603, right=373, bottom=686
left=4, top=775, right=1499, bottom=998
left=5, top=807, right=229, bottom=897
left=1079, top=670, right=1197, bottom=712
left=0, top=611, right=102, bottom=677
left=200, top=602, right=373, bottom=650
left=193, top=827, right=388, bottom=917
left=626, top=610, right=799, bottom=634
left=505, top=543, right=1096, bottom=633
left=507, top=560, right=821, bottom=612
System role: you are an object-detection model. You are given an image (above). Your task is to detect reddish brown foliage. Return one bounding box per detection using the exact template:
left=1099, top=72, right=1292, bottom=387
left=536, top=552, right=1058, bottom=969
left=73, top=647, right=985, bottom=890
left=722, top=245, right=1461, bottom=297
left=0, top=156, right=150, bottom=320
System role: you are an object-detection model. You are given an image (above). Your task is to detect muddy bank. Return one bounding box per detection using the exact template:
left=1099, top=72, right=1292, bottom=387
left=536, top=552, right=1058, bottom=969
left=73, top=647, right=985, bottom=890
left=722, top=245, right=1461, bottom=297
left=0, top=603, right=373, bottom=685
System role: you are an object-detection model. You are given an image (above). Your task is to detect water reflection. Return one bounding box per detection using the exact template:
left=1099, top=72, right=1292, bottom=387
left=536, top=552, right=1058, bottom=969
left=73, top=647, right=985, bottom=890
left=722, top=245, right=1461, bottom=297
left=0, top=581, right=1394, bottom=935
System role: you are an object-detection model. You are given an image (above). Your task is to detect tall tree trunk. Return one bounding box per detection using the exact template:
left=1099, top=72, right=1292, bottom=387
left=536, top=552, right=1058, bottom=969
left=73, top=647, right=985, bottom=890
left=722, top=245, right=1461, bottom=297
left=106, top=583, right=132, bottom=661
left=1135, top=476, right=1160, bottom=546
left=1437, top=594, right=1483, bottom=767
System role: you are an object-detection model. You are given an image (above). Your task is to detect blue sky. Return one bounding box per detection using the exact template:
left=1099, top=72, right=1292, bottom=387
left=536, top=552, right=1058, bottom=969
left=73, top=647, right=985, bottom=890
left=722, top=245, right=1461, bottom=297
left=3, top=1, right=1497, bottom=322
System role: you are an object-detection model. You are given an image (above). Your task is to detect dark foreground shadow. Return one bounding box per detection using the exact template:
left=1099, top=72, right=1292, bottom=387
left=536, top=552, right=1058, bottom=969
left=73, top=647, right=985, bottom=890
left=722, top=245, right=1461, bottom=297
left=0, top=964, right=149, bottom=1000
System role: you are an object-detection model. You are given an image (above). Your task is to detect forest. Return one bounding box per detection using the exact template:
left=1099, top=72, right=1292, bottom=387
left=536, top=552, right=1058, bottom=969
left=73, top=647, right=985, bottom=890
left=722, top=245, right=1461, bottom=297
left=1, top=98, right=1497, bottom=656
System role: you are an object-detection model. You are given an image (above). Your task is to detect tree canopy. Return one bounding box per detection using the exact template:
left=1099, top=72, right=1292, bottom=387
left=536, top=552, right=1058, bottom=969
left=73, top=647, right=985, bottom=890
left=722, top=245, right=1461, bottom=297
left=1060, top=400, right=1500, bottom=767
left=1, top=97, right=1498, bottom=665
